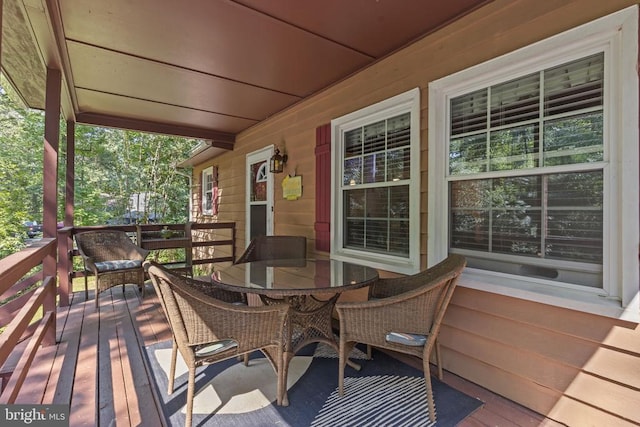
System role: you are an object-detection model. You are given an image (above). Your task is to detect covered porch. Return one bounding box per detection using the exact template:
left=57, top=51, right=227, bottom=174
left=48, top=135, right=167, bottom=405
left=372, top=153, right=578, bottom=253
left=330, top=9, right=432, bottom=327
left=1, top=0, right=639, bottom=425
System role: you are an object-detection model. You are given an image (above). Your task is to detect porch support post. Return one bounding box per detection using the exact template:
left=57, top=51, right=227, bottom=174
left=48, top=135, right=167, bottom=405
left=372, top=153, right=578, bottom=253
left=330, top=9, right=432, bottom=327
left=43, top=68, right=61, bottom=240
left=58, top=120, right=75, bottom=307
left=42, top=67, right=61, bottom=340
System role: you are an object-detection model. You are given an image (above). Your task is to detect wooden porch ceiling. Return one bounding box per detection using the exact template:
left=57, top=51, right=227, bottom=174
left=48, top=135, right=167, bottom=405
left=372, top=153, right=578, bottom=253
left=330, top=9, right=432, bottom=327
left=2, top=0, right=490, bottom=148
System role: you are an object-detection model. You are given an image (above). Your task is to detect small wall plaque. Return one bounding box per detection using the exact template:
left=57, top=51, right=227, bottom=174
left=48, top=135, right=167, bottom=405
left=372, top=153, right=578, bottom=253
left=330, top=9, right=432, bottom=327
left=282, top=175, right=302, bottom=200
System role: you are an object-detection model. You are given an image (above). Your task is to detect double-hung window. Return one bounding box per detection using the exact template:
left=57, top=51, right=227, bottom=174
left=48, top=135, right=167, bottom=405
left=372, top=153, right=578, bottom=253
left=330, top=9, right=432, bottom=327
left=331, top=88, right=421, bottom=274
left=449, top=54, right=605, bottom=287
left=428, top=7, right=638, bottom=318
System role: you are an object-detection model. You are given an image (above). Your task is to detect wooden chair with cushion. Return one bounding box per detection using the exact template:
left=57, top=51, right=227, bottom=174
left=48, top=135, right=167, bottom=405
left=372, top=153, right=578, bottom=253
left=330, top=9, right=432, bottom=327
left=236, top=235, right=307, bottom=264
left=146, top=261, right=289, bottom=427
left=335, top=254, right=466, bottom=423
left=75, top=230, right=149, bottom=307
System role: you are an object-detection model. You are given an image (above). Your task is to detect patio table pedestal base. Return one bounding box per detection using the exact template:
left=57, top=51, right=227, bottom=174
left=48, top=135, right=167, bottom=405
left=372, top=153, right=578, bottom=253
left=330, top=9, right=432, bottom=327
left=261, top=293, right=360, bottom=406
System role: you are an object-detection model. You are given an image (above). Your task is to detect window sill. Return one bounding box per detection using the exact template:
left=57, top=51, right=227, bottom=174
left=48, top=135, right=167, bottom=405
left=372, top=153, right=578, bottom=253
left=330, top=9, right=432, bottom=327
left=458, top=269, right=639, bottom=324
left=332, top=252, right=419, bottom=276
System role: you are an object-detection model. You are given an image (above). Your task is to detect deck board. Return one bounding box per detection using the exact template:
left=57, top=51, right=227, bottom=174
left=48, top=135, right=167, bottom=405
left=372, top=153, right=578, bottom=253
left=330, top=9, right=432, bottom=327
left=98, top=288, right=127, bottom=426
left=127, top=284, right=168, bottom=427
left=49, top=292, right=86, bottom=405
left=130, top=283, right=172, bottom=346
left=114, top=294, right=139, bottom=426
left=14, top=341, right=57, bottom=404
left=44, top=341, right=68, bottom=404
left=116, top=287, right=163, bottom=427
left=12, top=282, right=565, bottom=426
left=71, top=290, right=99, bottom=426
left=442, top=369, right=566, bottom=427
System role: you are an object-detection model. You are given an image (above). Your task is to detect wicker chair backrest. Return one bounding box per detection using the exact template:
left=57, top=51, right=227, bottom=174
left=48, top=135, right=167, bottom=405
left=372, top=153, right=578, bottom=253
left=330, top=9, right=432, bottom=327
left=147, top=261, right=249, bottom=347
left=75, top=230, right=145, bottom=262
left=148, top=262, right=216, bottom=348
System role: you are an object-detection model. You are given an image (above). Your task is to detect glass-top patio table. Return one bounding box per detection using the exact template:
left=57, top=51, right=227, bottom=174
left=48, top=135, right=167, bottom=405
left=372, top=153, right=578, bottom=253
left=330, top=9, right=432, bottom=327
left=208, top=258, right=379, bottom=405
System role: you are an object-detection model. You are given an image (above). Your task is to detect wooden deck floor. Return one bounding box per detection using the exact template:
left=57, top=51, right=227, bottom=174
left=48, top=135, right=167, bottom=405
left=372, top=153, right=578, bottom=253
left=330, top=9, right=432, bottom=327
left=13, top=283, right=565, bottom=426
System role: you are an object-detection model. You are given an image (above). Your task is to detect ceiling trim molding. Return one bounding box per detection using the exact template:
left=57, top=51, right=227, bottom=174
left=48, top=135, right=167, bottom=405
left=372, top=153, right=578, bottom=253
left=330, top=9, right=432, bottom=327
left=76, top=112, right=236, bottom=148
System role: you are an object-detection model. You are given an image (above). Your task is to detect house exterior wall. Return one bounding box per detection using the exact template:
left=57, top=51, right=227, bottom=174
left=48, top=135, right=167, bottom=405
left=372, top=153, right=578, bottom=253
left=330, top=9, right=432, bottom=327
left=192, top=0, right=640, bottom=424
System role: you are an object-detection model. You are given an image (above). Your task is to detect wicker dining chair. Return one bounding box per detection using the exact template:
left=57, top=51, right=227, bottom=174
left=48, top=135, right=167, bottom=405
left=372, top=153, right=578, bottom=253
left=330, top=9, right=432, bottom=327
left=146, top=261, right=289, bottom=427
left=75, top=230, right=149, bottom=307
left=236, top=235, right=307, bottom=264
left=335, top=254, right=466, bottom=423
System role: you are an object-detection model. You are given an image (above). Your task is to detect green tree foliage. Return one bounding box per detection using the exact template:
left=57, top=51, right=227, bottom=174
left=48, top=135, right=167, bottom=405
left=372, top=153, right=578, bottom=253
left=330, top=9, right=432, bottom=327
left=1, top=76, right=198, bottom=256
left=0, top=78, right=45, bottom=256
left=72, top=126, right=195, bottom=225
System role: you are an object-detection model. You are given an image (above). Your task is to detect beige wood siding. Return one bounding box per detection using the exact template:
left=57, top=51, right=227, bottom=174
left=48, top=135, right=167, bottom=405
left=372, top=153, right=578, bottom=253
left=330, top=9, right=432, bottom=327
left=444, top=288, right=640, bottom=426
left=192, top=0, right=640, bottom=423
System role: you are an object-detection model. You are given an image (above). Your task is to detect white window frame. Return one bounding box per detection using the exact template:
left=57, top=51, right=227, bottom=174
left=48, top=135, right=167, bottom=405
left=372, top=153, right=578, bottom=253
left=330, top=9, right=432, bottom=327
left=331, top=88, right=421, bottom=274
left=428, top=7, right=639, bottom=321
left=201, top=166, right=214, bottom=215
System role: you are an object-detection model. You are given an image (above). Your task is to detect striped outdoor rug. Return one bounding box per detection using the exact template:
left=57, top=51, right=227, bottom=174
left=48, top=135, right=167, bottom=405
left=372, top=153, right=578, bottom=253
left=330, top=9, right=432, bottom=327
left=143, top=341, right=483, bottom=426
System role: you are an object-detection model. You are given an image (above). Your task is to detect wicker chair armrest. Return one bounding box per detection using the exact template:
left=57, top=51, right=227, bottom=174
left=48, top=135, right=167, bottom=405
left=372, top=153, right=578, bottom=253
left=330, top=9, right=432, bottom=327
left=75, top=243, right=90, bottom=260
left=82, top=256, right=98, bottom=272
left=368, top=277, right=410, bottom=299
left=122, top=242, right=149, bottom=261
left=336, top=296, right=414, bottom=321
left=135, top=246, right=150, bottom=260
left=369, top=274, right=447, bottom=299
left=343, top=278, right=445, bottom=310
left=368, top=255, right=466, bottom=299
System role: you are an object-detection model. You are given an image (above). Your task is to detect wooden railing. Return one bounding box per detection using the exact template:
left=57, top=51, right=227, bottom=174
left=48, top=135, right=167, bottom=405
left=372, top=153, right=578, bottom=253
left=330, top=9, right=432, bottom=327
left=136, top=222, right=237, bottom=271
left=0, top=238, right=57, bottom=402
left=57, top=222, right=237, bottom=305
left=0, top=222, right=236, bottom=400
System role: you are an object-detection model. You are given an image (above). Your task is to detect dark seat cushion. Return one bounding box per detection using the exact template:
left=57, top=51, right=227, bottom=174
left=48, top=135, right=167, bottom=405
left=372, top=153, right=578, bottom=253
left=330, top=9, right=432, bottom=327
left=194, top=339, right=238, bottom=357
left=93, top=260, right=143, bottom=272
left=385, top=332, right=427, bottom=347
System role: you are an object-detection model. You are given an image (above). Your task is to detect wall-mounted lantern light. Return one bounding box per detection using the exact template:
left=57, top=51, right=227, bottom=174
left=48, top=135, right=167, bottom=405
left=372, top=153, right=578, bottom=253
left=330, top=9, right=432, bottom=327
left=269, top=147, right=288, bottom=173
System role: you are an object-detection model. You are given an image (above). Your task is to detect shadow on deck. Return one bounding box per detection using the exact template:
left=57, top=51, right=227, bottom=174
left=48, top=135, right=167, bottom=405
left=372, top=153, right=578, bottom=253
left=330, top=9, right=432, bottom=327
left=14, top=282, right=562, bottom=426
